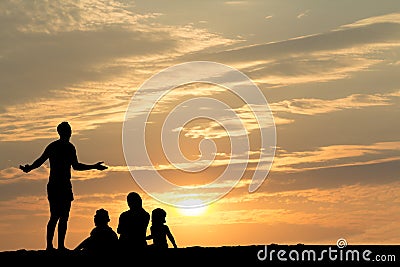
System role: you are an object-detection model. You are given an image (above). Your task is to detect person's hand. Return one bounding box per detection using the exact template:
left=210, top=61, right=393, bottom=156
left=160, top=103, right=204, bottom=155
left=19, top=164, right=31, bottom=173
left=94, top=161, right=108, bottom=171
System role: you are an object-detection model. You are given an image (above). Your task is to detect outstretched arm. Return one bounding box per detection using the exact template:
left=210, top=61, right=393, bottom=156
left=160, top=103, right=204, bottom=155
left=166, top=227, right=177, bottom=248
left=72, top=161, right=108, bottom=171
left=71, top=146, right=107, bottom=171
left=20, top=146, right=50, bottom=173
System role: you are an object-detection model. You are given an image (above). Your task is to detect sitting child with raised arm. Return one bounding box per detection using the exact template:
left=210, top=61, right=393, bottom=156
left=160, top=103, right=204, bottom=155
left=146, top=208, right=177, bottom=249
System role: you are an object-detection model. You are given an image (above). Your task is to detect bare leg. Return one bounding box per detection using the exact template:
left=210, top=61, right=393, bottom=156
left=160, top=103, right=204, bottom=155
left=58, top=217, right=68, bottom=249
left=46, top=216, right=58, bottom=250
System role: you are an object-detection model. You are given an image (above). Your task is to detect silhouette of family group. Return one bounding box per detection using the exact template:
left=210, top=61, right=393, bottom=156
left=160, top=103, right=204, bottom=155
left=20, top=122, right=177, bottom=255
left=75, top=191, right=177, bottom=255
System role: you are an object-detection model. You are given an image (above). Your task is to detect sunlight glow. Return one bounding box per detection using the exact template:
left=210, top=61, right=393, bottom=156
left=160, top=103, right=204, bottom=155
left=177, top=199, right=208, bottom=216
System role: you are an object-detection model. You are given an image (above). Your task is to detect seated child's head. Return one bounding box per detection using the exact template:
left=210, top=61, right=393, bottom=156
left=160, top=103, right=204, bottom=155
left=151, top=208, right=167, bottom=224
left=94, top=208, right=110, bottom=226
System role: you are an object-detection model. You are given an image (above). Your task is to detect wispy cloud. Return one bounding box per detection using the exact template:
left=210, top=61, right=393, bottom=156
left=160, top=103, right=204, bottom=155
left=339, top=12, right=400, bottom=29
left=0, top=164, right=108, bottom=184
left=271, top=141, right=400, bottom=173
left=173, top=90, right=398, bottom=141
left=297, top=10, right=310, bottom=19
left=3, top=9, right=400, bottom=144
left=0, top=0, right=159, bottom=34
left=0, top=84, right=130, bottom=141
left=224, top=1, right=248, bottom=6
left=0, top=166, right=48, bottom=184
left=0, top=1, right=237, bottom=142
left=198, top=14, right=400, bottom=87
left=209, top=181, right=400, bottom=241
left=48, top=141, right=399, bottom=186
left=270, top=92, right=397, bottom=116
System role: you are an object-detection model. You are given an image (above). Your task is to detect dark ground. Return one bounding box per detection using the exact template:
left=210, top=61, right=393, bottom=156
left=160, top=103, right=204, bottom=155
left=0, top=244, right=398, bottom=266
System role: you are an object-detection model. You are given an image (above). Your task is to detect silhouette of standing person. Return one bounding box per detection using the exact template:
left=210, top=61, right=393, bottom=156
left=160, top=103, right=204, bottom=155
left=117, top=192, right=150, bottom=253
left=19, top=121, right=108, bottom=251
left=74, top=208, right=118, bottom=255
left=146, top=208, right=177, bottom=249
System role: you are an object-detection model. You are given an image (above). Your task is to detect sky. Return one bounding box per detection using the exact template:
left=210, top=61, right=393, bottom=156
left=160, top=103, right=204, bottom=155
left=0, top=0, right=399, bottom=251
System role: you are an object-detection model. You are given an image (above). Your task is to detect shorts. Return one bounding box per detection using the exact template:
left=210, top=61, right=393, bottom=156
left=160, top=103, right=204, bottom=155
left=49, top=198, right=72, bottom=218
left=47, top=182, right=74, bottom=201
left=47, top=183, right=74, bottom=218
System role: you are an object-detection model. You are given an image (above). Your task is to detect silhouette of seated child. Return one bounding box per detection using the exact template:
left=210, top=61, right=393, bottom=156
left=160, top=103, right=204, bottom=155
left=146, top=208, right=177, bottom=249
left=74, top=208, right=118, bottom=254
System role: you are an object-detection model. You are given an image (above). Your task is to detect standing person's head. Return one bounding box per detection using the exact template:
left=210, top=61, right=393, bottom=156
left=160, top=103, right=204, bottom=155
left=94, top=208, right=110, bottom=227
left=57, top=121, right=72, bottom=141
left=151, top=208, right=167, bottom=224
left=127, top=192, right=143, bottom=210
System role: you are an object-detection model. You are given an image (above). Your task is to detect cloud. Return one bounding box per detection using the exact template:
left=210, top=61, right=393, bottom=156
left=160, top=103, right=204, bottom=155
left=270, top=92, right=396, bottom=116
left=271, top=141, right=400, bottom=173
left=0, top=0, right=170, bottom=107
left=162, top=180, right=400, bottom=244
left=0, top=0, right=161, bottom=34
left=193, top=13, right=400, bottom=87
left=297, top=10, right=310, bottom=19
left=205, top=13, right=400, bottom=63
left=224, top=1, right=248, bottom=6
left=3, top=9, right=399, bottom=145
left=170, top=90, right=398, bottom=141
left=0, top=1, right=237, bottom=142
left=0, top=163, right=108, bottom=185
left=340, top=12, right=400, bottom=29
left=209, top=181, right=400, bottom=243
left=0, top=83, right=130, bottom=141
left=56, top=140, right=398, bottom=190
left=0, top=166, right=48, bottom=184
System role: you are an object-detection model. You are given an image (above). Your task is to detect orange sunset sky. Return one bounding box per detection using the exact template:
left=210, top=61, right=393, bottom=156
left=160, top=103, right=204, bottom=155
left=0, top=0, right=399, bottom=251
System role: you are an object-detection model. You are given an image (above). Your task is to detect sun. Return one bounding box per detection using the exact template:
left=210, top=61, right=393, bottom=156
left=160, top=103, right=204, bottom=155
left=177, top=199, right=208, bottom=216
